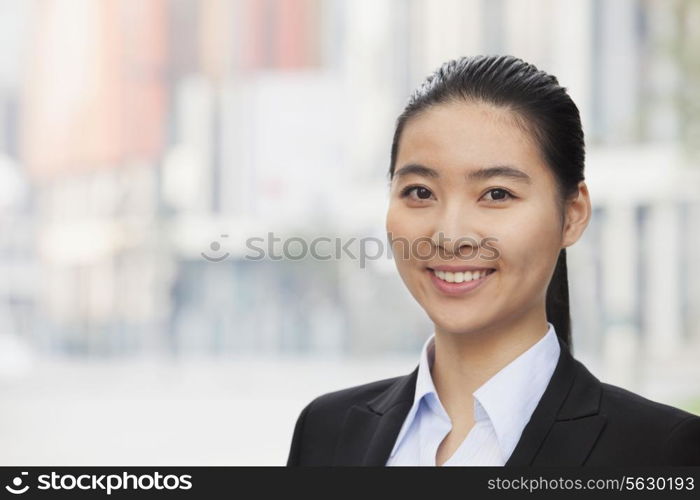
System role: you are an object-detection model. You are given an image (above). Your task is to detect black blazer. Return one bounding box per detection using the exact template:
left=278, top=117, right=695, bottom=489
left=286, top=335, right=700, bottom=466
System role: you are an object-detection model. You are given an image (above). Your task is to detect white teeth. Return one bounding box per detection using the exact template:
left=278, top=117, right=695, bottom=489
left=433, top=269, right=492, bottom=283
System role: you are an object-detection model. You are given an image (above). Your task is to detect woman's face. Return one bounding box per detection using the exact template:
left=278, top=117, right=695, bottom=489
left=386, top=100, right=587, bottom=336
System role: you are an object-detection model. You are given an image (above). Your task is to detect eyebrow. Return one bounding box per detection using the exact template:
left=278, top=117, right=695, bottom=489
left=394, top=163, right=532, bottom=184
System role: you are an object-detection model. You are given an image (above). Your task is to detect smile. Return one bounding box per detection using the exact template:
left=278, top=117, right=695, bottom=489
left=431, top=268, right=493, bottom=283
left=426, top=268, right=496, bottom=295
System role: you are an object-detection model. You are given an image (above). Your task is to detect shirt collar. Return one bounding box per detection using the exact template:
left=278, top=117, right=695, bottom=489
left=389, top=322, right=561, bottom=460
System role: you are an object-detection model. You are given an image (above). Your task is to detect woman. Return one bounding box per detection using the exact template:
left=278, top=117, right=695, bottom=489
left=286, top=55, right=700, bottom=466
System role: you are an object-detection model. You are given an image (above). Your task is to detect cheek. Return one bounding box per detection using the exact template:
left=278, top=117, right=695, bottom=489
left=386, top=205, right=426, bottom=259
left=385, top=204, right=402, bottom=235
left=495, top=207, right=562, bottom=279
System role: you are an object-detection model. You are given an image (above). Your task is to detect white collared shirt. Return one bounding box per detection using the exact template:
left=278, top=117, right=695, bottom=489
left=385, top=321, right=561, bottom=466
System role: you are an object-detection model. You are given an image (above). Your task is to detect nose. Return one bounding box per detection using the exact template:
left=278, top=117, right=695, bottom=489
left=430, top=206, right=482, bottom=260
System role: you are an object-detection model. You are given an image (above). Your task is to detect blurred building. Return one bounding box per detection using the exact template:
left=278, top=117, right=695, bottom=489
left=0, top=0, right=696, bottom=383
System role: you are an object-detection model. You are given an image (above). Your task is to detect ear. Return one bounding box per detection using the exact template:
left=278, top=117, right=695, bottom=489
left=561, top=181, right=591, bottom=248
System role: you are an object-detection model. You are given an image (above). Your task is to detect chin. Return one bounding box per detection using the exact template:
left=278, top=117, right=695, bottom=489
left=426, top=311, right=491, bottom=336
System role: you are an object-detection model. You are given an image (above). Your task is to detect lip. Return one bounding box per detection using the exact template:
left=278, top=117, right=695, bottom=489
left=428, top=264, right=496, bottom=272
left=427, top=268, right=496, bottom=296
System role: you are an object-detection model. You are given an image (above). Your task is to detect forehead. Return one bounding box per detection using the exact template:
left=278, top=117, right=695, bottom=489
left=396, top=100, right=548, bottom=179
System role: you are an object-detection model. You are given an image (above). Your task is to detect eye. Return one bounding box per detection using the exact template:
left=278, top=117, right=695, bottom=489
left=482, top=188, right=516, bottom=203
left=400, top=185, right=435, bottom=202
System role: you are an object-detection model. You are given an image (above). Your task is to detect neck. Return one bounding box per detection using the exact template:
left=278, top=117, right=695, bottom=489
left=430, top=308, right=550, bottom=420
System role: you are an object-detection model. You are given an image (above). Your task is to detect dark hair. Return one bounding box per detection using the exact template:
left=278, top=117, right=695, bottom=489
left=387, top=55, right=585, bottom=353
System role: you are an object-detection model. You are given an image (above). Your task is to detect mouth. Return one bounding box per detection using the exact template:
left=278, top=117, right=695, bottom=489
left=426, top=267, right=496, bottom=296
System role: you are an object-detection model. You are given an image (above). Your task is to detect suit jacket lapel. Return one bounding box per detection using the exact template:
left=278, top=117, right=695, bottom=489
left=333, top=335, right=607, bottom=466
left=505, top=336, right=607, bottom=466
left=332, top=366, right=418, bottom=466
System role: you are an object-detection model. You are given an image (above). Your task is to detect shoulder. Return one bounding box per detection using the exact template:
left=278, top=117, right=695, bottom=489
left=599, top=381, right=697, bottom=426
left=286, top=374, right=405, bottom=466
left=303, top=374, right=405, bottom=421
left=593, top=380, right=700, bottom=464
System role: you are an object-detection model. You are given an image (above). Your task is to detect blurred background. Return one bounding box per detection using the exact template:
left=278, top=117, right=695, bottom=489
left=0, top=0, right=699, bottom=465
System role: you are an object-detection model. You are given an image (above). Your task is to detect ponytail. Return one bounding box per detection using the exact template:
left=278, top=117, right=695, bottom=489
left=546, top=248, right=573, bottom=354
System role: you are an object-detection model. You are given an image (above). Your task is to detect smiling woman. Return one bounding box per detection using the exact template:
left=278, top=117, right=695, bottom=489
left=286, top=55, right=700, bottom=466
